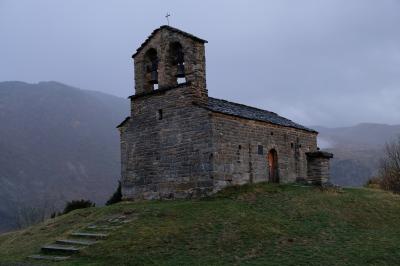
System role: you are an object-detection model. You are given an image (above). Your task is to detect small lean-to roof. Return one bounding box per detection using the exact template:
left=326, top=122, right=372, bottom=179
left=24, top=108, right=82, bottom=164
left=205, top=97, right=317, bottom=133
left=116, top=117, right=131, bottom=129
left=132, top=25, right=208, bottom=58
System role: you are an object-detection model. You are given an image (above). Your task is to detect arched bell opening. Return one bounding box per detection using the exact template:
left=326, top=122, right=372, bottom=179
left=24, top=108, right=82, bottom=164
left=144, top=48, right=159, bottom=90
left=267, top=149, right=279, bottom=183
left=169, top=42, right=186, bottom=84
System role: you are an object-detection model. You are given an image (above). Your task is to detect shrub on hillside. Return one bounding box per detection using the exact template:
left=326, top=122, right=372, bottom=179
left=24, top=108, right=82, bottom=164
left=365, top=176, right=381, bottom=189
left=377, top=135, right=400, bottom=193
left=106, top=181, right=122, bottom=206
left=62, top=199, right=95, bottom=215
left=50, top=212, right=60, bottom=218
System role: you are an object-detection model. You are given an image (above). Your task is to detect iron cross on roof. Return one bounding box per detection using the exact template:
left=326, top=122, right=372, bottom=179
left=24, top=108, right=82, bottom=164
left=165, top=13, right=171, bottom=25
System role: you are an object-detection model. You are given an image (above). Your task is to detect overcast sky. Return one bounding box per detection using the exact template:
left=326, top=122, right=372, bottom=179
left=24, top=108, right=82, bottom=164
left=1, top=0, right=399, bottom=127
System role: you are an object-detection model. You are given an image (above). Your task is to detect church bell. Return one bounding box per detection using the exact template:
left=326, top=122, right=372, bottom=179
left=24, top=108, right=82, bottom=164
left=149, top=60, right=158, bottom=84
left=149, top=70, right=158, bottom=84
left=176, top=63, right=185, bottom=78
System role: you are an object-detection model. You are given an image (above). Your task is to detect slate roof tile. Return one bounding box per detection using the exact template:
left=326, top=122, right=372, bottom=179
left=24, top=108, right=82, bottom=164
left=206, top=97, right=317, bottom=133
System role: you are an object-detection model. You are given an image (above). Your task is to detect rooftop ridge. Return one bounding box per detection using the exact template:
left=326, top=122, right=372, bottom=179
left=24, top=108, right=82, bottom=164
left=206, top=97, right=317, bottom=133
left=208, top=97, right=278, bottom=116
left=132, top=25, right=208, bottom=58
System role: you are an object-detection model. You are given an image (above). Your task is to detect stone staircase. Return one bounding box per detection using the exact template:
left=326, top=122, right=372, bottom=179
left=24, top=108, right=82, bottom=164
left=27, top=214, right=134, bottom=262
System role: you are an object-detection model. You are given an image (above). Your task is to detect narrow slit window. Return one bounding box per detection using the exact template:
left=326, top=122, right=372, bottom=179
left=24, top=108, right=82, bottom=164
left=258, top=145, right=264, bottom=155
left=158, top=109, right=163, bottom=120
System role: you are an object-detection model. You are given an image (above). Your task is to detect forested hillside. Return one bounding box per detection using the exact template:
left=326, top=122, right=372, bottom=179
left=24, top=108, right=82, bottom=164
left=0, top=81, right=129, bottom=232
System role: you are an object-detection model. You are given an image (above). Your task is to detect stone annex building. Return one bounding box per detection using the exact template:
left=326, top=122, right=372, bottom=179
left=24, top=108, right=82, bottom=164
left=117, top=26, right=333, bottom=200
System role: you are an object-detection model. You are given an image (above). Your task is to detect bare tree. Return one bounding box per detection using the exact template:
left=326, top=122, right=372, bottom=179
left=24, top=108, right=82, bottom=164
left=14, top=206, right=47, bottom=229
left=13, top=194, right=58, bottom=229
left=379, top=135, right=400, bottom=193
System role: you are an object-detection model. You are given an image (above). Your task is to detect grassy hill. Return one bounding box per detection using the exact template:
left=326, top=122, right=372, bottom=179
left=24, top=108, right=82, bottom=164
left=0, top=183, right=399, bottom=266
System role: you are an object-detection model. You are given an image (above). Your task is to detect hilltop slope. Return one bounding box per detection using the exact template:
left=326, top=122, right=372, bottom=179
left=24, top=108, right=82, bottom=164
left=0, top=81, right=129, bottom=232
left=0, top=183, right=399, bottom=266
left=0, top=81, right=398, bottom=234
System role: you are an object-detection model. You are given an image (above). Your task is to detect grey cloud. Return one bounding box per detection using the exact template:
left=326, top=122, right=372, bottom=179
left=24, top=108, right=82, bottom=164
left=0, top=0, right=399, bottom=127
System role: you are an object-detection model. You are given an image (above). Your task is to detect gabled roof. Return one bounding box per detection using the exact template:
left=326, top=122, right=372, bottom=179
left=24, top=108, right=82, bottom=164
left=120, top=96, right=316, bottom=132
left=132, top=25, right=208, bottom=58
left=205, top=97, right=317, bottom=133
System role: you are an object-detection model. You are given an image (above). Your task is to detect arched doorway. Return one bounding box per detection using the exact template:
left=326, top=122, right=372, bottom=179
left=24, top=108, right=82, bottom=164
left=268, top=149, right=279, bottom=183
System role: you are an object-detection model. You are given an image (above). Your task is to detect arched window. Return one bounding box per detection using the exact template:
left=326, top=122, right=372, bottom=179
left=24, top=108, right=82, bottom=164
left=169, top=42, right=186, bottom=84
left=144, top=48, right=159, bottom=89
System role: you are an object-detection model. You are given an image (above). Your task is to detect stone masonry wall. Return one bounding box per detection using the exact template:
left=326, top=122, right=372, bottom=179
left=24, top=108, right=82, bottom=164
left=210, top=112, right=318, bottom=191
left=120, top=84, right=213, bottom=200
left=306, top=158, right=330, bottom=184
left=306, top=152, right=333, bottom=184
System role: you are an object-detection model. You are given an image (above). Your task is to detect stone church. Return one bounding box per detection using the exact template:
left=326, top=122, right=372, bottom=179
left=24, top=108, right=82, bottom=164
left=117, top=26, right=333, bottom=200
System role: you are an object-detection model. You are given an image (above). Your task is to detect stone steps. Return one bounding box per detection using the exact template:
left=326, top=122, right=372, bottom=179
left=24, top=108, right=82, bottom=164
left=56, top=239, right=97, bottom=246
left=41, top=244, right=81, bottom=254
left=26, top=213, right=136, bottom=262
left=86, top=225, right=120, bottom=231
left=69, top=232, right=108, bottom=240
left=27, top=254, right=70, bottom=261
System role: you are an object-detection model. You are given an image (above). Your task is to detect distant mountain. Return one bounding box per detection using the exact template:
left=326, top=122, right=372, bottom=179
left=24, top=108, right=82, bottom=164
left=0, top=81, right=129, bottom=233
left=314, top=123, right=400, bottom=187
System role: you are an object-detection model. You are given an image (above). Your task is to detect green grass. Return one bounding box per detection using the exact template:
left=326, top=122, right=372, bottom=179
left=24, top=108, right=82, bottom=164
left=1, top=183, right=400, bottom=265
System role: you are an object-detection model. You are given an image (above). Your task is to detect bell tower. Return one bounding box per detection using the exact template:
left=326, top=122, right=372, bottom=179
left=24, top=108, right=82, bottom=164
left=132, top=26, right=208, bottom=102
